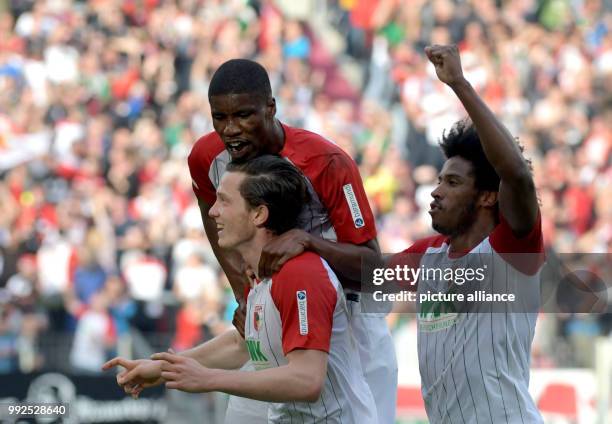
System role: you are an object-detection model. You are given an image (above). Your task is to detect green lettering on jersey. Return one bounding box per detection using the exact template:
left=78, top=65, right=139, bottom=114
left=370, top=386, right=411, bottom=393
left=246, top=339, right=268, bottom=362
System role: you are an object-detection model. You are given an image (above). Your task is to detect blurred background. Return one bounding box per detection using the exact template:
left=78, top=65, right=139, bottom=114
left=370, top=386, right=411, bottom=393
left=0, top=0, right=610, bottom=423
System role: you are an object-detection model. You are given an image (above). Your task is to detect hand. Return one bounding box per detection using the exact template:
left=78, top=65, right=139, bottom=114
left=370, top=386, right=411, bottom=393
left=258, top=229, right=311, bottom=278
left=151, top=352, right=218, bottom=393
left=232, top=297, right=247, bottom=338
left=424, top=44, right=465, bottom=87
left=102, top=357, right=163, bottom=399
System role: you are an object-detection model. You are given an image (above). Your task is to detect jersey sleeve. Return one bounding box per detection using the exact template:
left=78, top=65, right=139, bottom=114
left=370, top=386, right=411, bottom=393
left=312, top=153, right=377, bottom=244
left=270, top=255, right=337, bottom=355
left=187, top=137, right=218, bottom=206
left=387, top=235, right=446, bottom=288
left=489, top=209, right=545, bottom=275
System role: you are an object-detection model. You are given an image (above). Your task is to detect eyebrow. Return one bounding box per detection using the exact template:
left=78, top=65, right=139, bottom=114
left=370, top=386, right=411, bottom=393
left=438, top=173, right=464, bottom=180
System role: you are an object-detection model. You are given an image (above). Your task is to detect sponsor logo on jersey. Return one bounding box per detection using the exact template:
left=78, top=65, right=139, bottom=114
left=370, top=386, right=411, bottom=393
left=296, top=290, right=308, bottom=335
left=343, top=184, right=365, bottom=228
left=253, top=304, right=263, bottom=332
left=246, top=339, right=268, bottom=363
left=418, top=300, right=459, bottom=332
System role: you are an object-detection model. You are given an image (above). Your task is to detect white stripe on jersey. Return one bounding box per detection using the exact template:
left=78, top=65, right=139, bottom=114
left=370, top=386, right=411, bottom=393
left=245, top=257, right=377, bottom=424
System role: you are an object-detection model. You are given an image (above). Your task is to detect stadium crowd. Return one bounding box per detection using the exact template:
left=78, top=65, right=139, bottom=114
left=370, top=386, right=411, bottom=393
left=0, top=0, right=610, bottom=376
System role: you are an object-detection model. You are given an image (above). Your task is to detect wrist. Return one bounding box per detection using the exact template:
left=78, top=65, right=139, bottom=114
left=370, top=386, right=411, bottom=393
left=302, top=231, right=314, bottom=251
left=206, top=368, right=225, bottom=392
left=449, top=77, right=471, bottom=92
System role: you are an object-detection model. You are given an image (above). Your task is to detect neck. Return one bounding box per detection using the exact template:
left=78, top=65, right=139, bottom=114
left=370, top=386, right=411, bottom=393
left=236, top=230, right=276, bottom=282
left=269, top=119, right=285, bottom=153
left=448, top=217, right=496, bottom=254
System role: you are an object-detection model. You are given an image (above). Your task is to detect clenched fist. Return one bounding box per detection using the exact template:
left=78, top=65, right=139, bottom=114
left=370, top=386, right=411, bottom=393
left=424, top=44, right=466, bottom=87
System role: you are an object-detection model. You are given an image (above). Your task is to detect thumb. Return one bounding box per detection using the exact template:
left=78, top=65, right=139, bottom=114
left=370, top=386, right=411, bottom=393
left=118, top=365, right=145, bottom=385
left=168, top=348, right=175, bottom=354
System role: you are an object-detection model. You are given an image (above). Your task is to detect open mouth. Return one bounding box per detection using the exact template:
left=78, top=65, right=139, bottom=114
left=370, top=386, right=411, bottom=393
left=226, top=140, right=250, bottom=155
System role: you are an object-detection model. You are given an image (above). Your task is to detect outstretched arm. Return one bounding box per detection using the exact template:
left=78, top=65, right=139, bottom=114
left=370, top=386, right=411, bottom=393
left=425, top=44, right=538, bottom=236
left=178, top=328, right=249, bottom=370
left=152, top=349, right=327, bottom=403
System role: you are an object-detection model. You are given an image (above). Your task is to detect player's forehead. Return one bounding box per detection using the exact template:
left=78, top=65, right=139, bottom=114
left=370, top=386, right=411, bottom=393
left=439, top=157, right=474, bottom=179
left=218, top=171, right=246, bottom=197
left=210, top=93, right=264, bottom=113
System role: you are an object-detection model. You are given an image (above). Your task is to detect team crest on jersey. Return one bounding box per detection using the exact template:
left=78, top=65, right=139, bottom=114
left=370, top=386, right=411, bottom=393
left=253, top=304, right=263, bottom=332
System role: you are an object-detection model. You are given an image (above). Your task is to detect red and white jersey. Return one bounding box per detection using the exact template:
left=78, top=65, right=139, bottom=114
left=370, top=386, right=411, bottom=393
left=245, top=252, right=377, bottom=423
left=187, top=123, right=376, bottom=245
left=391, top=212, right=545, bottom=424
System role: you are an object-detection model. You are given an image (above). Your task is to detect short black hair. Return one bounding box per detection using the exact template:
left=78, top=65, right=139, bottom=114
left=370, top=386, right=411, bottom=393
left=208, top=59, right=272, bottom=101
left=226, top=155, right=310, bottom=235
left=439, top=120, right=500, bottom=192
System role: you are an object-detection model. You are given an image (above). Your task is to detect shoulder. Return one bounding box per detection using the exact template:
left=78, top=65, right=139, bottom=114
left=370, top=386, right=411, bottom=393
left=187, top=132, right=225, bottom=170
left=389, top=235, right=447, bottom=267
left=404, top=235, right=447, bottom=254
left=282, top=124, right=355, bottom=169
left=274, top=251, right=327, bottom=281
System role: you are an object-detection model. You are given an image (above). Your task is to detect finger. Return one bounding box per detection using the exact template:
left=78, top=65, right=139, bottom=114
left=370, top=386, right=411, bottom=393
left=151, top=352, right=180, bottom=362
left=167, top=348, right=175, bottom=354
left=161, top=371, right=180, bottom=381
left=258, top=250, right=270, bottom=278
left=159, top=360, right=177, bottom=372
left=102, top=357, right=133, bottom=370
left=116, top=371, right=128, bottom=386
left=166, top=381, right=179, bottom=390
left=269, top=253, right=291, bottom=274
left=118, top=366, right=145, bottom=385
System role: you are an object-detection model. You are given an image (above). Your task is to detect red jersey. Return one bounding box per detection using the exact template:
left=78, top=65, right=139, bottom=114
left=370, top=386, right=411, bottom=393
left=187, top=123, right=376, bottom=244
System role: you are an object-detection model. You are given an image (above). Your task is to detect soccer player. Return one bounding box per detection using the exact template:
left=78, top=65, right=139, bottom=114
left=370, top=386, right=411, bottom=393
left=187, top=59, right=396, bottom=423
left=389, top=45, right=545, bottom=423
left=104, top=155, right=378, bottom=423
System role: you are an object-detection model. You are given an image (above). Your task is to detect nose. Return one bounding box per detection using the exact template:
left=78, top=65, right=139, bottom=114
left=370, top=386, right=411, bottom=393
left=208, top=201, right=220, bottom=218
left=223, top=118, right=241, bottom=138
left=431, top=185, right=443, bottom=201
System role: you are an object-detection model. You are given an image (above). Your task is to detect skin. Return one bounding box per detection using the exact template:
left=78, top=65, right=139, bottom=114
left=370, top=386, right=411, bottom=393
left=202, top=91, right=381, bottom=331
left=424, top=44, right=538, bottom=252
left=104, top=171, right=329, bottom=402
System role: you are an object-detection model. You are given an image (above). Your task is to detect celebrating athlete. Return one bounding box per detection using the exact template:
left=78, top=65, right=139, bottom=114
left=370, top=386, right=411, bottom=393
left=186, top=59, right=396, bottom=423
left=389, top=45, right=545, bottom=423
left=104, top=155, right=378, bottom=423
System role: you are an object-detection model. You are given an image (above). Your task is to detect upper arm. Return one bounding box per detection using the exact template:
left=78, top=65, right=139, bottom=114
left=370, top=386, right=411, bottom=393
left=286, top=349, right=328, bottom=385
left=313, top=154, right=377, bottom=244
left=498, top=170, right=539, bottom=237
left=271, top=258, right=337, bottom=355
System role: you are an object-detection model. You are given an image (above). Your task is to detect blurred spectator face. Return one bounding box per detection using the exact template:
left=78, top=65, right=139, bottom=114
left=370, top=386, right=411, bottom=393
left=209, top=92, right=278, bottom=163
left=429, top=157, right=484, bottom=236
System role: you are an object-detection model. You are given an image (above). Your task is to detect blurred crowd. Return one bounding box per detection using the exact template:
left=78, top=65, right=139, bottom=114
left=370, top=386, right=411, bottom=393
left=0, top=0, right=610, bottom=375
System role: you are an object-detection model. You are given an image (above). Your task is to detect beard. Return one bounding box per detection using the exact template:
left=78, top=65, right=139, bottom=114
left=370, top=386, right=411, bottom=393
left=432, top=197, right=478, bottom=237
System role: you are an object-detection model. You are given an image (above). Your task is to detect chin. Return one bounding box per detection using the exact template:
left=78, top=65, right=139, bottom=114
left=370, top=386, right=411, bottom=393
left=432, top=221, right=452, bottom=236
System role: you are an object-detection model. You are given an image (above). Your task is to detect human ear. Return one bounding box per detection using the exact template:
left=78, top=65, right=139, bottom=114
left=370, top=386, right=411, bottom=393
left=252, top=204, right=269, bottom=228
left=478, top=191, right=498, bottom=208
